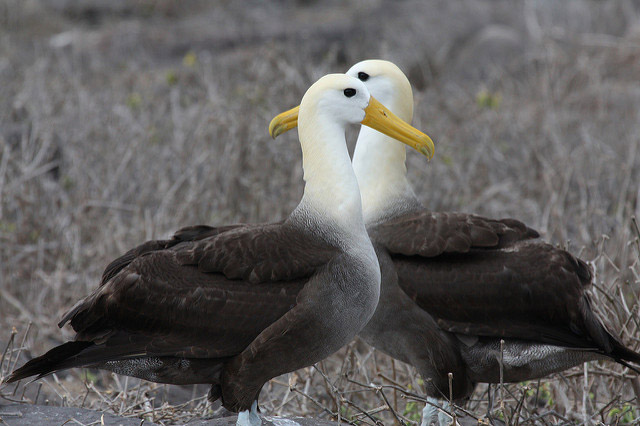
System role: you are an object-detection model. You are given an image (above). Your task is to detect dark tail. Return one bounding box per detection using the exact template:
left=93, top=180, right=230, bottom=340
left=612, top=340, right=640, bottom=374
left=3, top=341, right=93, bottom=383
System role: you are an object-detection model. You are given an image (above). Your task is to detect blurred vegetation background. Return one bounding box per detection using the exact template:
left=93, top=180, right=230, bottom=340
left=1, top=0, right=640, bottom=424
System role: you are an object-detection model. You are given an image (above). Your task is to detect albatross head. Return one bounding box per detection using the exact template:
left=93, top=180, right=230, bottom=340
left=269, top=73, right=433, bottom=159
left=346, top=60, right=426, bottom=223
left=346, top=59, right=414, bottom=123
left=270, top=73, right=433, bottom=232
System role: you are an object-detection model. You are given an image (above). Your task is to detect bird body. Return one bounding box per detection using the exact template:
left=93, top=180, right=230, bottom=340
left=343, top=60, right=640, bottom=418
left=5, top=73, right=435, bottom=425
left=271, top=60, right=640, bottom=425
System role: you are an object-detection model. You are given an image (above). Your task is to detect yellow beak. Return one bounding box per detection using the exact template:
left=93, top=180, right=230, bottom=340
left=268, top=96, right=434, bottom=159
left=269, top=105, right=300, bottom=139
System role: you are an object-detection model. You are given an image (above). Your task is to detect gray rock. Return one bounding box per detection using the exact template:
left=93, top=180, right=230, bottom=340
left=0, top=403, right=153, bottom=426
left=0, top=404, right=340, bottom=425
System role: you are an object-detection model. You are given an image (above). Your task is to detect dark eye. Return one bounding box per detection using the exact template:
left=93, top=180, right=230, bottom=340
left=357, top=72, right=369, bottom=81
left=344, top=88, right=356, bottom=97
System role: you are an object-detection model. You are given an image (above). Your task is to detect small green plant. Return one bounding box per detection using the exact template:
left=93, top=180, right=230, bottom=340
left=0, top=221, right=16, bottom=233
left=81, top=369, right=98, bottom=384
left=126, top=92, right=142, bottom=110
left=165, top=70, right=178, bottom=85
left=476, top=88, right=502, bottom=110
left=403, top=401, right=422, bottom=422
left=183, top=51, right=197, bottom=67
left=608, top=403, right=635, bottom=423
left=339, top=404, right=352, bottom=419
left=61, top=175, right=74, bottom=191
left=440, top=154, right=454, bottom=166
left=524, top=381, right=554, bottom=407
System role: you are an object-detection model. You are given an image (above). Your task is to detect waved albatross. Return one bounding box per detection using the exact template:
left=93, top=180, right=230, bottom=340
left=271, top=59, right=640, bottom=426
left=4, top=73, right=435, bottom=426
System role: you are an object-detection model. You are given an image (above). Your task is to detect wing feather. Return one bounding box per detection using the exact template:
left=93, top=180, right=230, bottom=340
left=393, top=240, right=607, bottom=349
left=100, top=224, right=245, bottom=285
left=61, top=221, right=335, bottom=362
left=371, top=211, right=539, bottom=257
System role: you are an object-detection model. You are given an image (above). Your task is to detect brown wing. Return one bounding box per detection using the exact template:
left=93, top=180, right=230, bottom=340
left=100, top=224, right=246, bottom=285
left=370, top=211, right=539, bottom=257
left=60, top=221, right=337, bottom=361
left=392, top=240, right=617, bottom=350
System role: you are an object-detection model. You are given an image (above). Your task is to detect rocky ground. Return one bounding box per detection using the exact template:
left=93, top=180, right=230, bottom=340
left=0, top=403, right=345, bottom=426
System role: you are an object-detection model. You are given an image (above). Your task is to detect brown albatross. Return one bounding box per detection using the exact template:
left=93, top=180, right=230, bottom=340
left=4, top=73, right=435, bottom=426
left=272, top=59, right=640, bottom=425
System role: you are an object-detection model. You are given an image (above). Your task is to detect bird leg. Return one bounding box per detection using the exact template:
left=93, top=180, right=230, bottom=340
left=236, top=400, right=261, bottom=426
left=421, top=398, right=452, bottom=426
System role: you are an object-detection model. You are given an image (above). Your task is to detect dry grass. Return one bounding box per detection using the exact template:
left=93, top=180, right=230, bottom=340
left=1, top=0, right=640, bottom=424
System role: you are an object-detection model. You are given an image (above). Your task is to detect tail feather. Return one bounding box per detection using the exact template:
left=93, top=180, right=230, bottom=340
left=3, top=341, right=93, bottom=383
left=612, top=340, right=640, bottom=374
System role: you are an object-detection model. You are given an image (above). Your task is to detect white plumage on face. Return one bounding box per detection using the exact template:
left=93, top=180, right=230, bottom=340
left=295, top=74, right=373, bottom=234
left=348, top=60, right=422, bottom=223
left=346, top=60, right=413, bottom=123
left=270, top=71, right=433, bottom=227
left=299, top=74, right=371, bottom=128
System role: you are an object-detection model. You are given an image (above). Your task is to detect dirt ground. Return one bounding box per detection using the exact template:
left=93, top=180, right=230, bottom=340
left=1, top=0, right=640, bottom=424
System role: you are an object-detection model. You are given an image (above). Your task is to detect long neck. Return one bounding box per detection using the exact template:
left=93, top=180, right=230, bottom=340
left=352, top=126, right=421, bottom=224
left=293, top=112, right=367, bottom=240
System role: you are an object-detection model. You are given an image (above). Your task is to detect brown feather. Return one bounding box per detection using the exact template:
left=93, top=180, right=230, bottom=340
left=361, top=210, right=640, bottom=401
left=370, top=211, right=539, bottom=257
left=8, top=219, right=367, bottom=413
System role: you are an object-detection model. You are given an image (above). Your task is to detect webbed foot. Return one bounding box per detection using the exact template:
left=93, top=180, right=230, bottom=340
left=422, top=398, right=452, bottom=426
left=236, top=400, right=261, bottom=426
